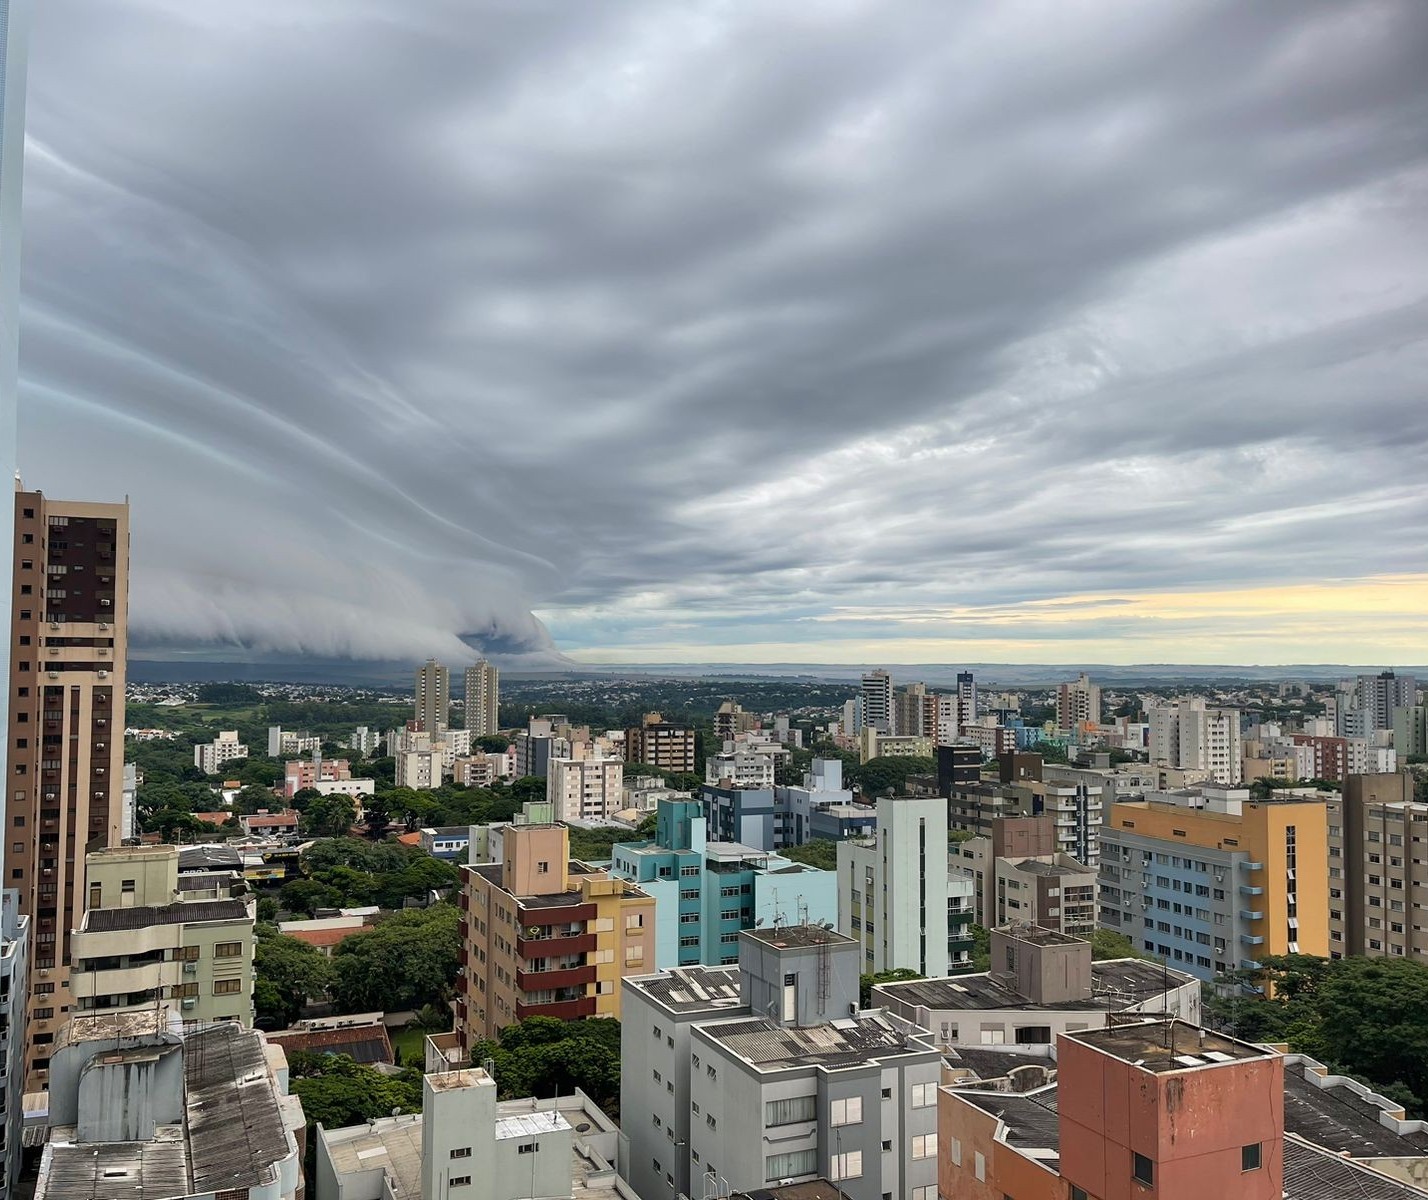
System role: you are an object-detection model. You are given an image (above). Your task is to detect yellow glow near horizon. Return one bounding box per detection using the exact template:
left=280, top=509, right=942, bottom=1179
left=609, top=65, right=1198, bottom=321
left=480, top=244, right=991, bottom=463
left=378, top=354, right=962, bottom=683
left=560, top=574, right=1428, bottom=664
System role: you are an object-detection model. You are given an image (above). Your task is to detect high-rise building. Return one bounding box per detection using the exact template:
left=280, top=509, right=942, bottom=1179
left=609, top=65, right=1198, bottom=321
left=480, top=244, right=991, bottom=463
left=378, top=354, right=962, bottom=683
left=838, top=794, right=974, bottom=977
left=894, top=681, right=928, bottom=737
left=1148, top=696, right=1242, bottom=784
left=414, top=657, right=449, bottom=733
left=1097, top=786, right=1327, bottom=982
left=620, top=926, right=943, bottom=1200
left=1327, top=772, right=1426, bottom=960
left=462, top=658, right=499, bottom=736
left=7, top=489, right=129, bottom=1088
left=1393, top=705, right=1427, bottom=759
left=957, top=670, right=977, bottom=723
left=1337, top=671, right=1418, bottom=738
left=624, top=711, right=695, bottom=774
left=1055, top=671, right=1101, bottom=734
left=609, top=799, right=837, bottom=968
left=956, top=816, right=1098, bottom=937
left=454, top=823, right=655, bottom=1044
left=860, top=668, right=893, bottom=733
left=0, top=8, right=34, bottom=1185
left=545, top=755, right=623, bottom=822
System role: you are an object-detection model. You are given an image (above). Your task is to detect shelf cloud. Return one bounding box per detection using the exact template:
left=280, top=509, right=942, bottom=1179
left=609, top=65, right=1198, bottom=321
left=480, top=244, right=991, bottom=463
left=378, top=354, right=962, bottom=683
left=17, top=1, right=1428, bottom=665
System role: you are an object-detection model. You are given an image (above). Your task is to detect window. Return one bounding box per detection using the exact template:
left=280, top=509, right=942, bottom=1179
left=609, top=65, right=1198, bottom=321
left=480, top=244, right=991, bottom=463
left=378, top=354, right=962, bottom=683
left=830, top=1097, right=862, bottom=1126
left=450, top=1148, right=471, bottom=1159
left=766, top=1095, right=816, bottom=1125
left=1133, top=1151, right=1154, bottom=1186
left=1242, top=1143, right=1261, bottom=1171
left=214, top=942, right=243, bottom=958
left=830, top=1151, right=862, bottom=1181
left=912, top=1188, right=937, bottom=1200
left=449, top=1176, right=471, bottom=1187
left=910, top=1082, right=937, bottom=1108
left=536, top=860, right=549, bottom=874
left=974, top=1150, right=985, bottom=1181
left=911, top=1133, right=937, bottom=1159
left=1071, top=1188, right=1089, bottom=1200
left=214, top=979, right=242, bottom=995
left=948, top=1136, right=962, bottom=1166
left=765, top=1148, right=817, bottom=1181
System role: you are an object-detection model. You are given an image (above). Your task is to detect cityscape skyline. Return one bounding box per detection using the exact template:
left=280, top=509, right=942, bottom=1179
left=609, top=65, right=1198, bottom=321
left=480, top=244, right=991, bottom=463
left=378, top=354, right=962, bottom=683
left=11, top=2, right=1428, bottom=667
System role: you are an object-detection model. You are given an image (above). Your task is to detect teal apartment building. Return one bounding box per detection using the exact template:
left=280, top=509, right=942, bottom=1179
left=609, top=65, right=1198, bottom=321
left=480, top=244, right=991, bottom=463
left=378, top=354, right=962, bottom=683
left=610, top=799, right=837, bottom=968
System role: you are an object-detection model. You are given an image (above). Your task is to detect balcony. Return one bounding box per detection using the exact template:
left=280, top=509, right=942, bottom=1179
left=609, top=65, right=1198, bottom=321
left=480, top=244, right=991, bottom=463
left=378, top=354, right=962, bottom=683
left=1239, top=910, right=1264, bottom=922
left=1239, top=885, right=1264, bottom=896
left=1239, top=861, right=1264, bottom=871
left=1240, top=958, right=1263, bottom=971
left=1239, top=934, right=1265, bottom=946
left=516, top=932, right=598, bottom=958
left=517, top=965, right=596, bottom=991
left=516, top=996, right=597, bottom=1021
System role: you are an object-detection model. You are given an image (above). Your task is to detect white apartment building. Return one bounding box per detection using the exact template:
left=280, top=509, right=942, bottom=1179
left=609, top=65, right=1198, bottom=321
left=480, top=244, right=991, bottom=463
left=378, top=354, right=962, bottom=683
left=705, top=750, right=776, bottom=789
left=838, top=794, right=968, bottom=977
left=392, top=725, right=471, bottom=789
left=71, top=845, right=255, bottom=1026
left=621, top=928, right=942, bottom=1200
left=1148, top=697, right=1242, bottom=785
left=193, top=729, right=248, bottom=774
left=266, top=726, right=321, bottom=757
left=350, top=725, right=383, bottom=755
left=316, top=1048, right=635, bottom=1200
left=546, top=756, right=624, bottom=822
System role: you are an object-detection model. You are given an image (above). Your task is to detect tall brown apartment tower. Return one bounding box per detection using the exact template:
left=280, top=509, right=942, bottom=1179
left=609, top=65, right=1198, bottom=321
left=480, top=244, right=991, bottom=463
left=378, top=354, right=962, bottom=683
left=6, top=487, right=128, bottom=1086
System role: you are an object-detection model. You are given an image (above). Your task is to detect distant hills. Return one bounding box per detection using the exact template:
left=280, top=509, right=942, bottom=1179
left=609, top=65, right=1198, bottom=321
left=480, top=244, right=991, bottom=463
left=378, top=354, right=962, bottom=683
left=127, top=657, right=1426, bottom=689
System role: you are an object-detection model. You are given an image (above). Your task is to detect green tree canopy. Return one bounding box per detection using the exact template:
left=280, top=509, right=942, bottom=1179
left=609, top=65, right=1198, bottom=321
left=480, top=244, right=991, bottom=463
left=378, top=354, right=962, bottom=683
left=287, top=1054, right=424, bottom=1130
left=330, top=905, right=462, bottom=1014
left=468, top=1016, right=622, bottom=1118
left=782, top=839, right=838, bottom=871
left=1205, top=954, right=1428, bottom=1116
left=254, top=926, right=335, bottom=1026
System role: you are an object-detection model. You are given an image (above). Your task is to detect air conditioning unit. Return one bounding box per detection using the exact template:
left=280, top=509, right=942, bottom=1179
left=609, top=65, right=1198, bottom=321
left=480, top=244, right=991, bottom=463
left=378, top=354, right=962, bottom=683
left=183, top=962, right=197, bottom=975
left=181, top=998, right=196, bottom=1010
left=98, top=622, right=109, bottom=630
left=48, top=622, right=60, bottom=630
left=99, top=599, right=111, bottom=607
left=47, top=671, right=59, bottom=679
left=97, top=670, right=109, bottom=679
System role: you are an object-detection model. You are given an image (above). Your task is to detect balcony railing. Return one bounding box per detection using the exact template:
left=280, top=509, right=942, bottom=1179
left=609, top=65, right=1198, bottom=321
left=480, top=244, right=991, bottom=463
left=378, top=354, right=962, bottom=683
left=516, top=965, right=596, bottom=991
left=516, top=995, right=597, bottom=1021
left=516, top=932, right=598, bottom=958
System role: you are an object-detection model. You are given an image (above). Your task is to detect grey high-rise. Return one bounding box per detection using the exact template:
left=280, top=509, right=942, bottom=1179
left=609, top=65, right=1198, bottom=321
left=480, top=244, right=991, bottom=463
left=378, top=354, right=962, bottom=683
left=414, top=658, right=450, bottom=733
left=462, top=658, right=499, bottom=736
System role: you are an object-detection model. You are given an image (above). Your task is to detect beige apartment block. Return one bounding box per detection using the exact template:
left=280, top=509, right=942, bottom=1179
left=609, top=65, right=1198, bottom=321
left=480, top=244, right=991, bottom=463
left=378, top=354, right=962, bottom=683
left=70, top=844, right=255, bottom=1026
left=1327, top=772, right=1428, bottom=961
left=6, top=489, right=129, bottom=1087
left=456, top=822, right=654, bottom=1048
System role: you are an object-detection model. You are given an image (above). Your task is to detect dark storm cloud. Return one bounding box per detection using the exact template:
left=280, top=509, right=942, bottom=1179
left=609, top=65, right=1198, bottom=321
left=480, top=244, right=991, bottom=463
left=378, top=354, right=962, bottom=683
left=16, top=0, right=1428, bottom=663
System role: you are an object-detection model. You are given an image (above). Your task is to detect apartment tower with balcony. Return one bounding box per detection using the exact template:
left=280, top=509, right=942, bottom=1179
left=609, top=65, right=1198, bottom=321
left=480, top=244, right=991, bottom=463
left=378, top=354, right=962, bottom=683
left=455, top=822, right=655, bottom=1047
left=6, top=488, right=128, bottom=1086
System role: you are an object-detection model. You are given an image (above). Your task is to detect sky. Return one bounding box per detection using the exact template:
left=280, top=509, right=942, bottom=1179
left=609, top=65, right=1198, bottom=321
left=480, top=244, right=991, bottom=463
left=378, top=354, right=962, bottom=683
left=16, top=0, right=1428, bottom=668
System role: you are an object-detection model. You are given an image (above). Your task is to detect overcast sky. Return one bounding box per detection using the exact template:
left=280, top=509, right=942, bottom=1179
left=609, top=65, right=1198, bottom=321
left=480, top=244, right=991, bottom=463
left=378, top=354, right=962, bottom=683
left=18, top=1, right=1428, bottom=667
